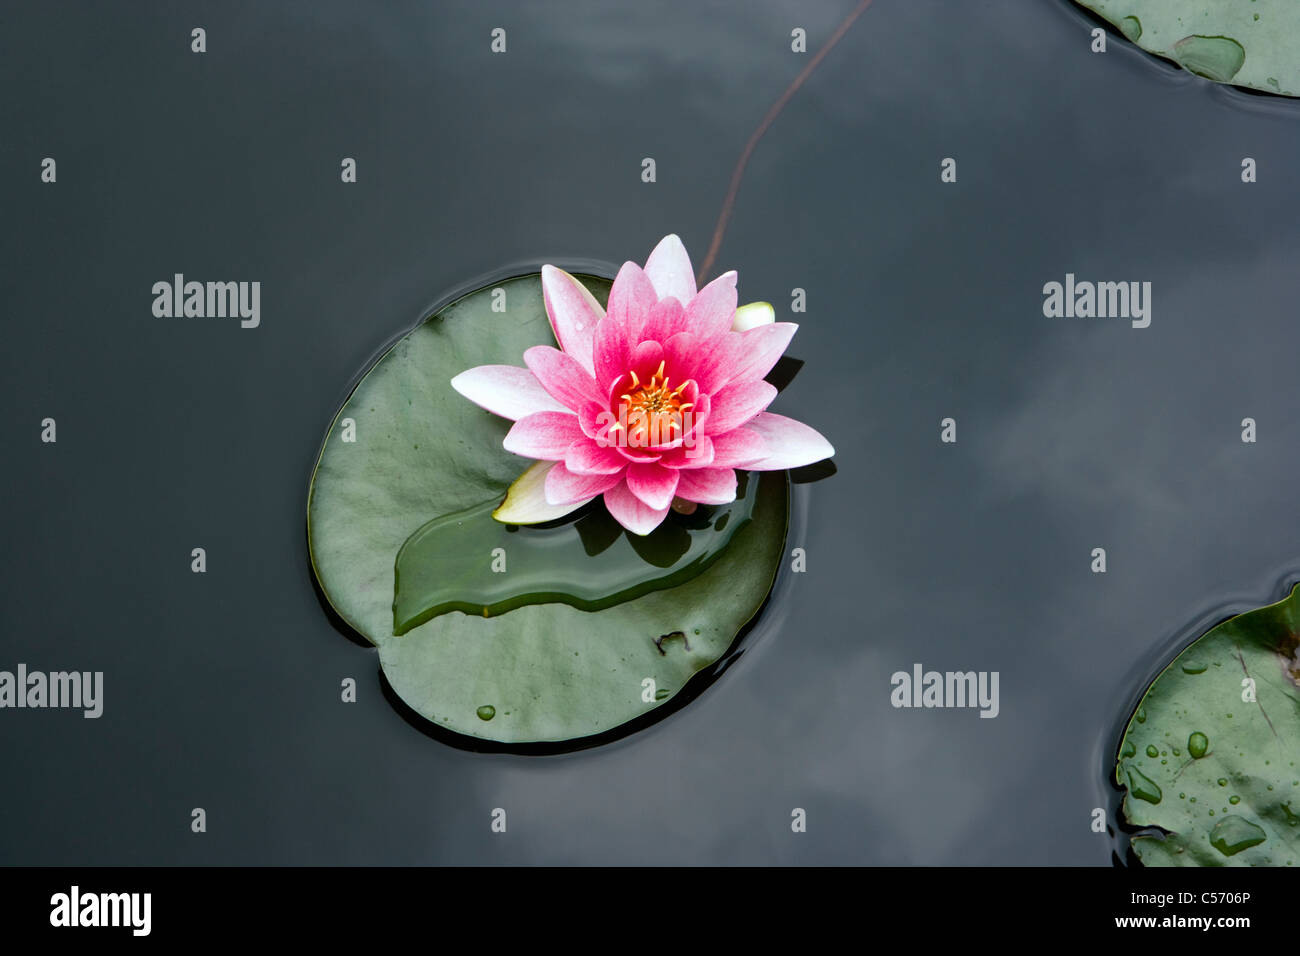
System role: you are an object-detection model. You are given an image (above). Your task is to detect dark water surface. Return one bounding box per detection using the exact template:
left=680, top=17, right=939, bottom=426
left=3, top=0, right=1299, bottom=864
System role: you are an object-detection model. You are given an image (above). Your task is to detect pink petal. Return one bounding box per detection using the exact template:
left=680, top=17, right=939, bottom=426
left=659, top=434, right=715, bottom=469
left=541, top=265, right=603, bottom=375
left=705, top=380, right=777, bottom=435
left=727, top=322, right=798, bottom=384
left=710, top=426, right=768, bottom=467
left=603, top=480, right=671, bottom=536
left=643, top=234, right=696, bottom=305
left=545, top=461, right=625, bottom=505
left=689, top=332, right=746, bottom=394
left=674, top=467, right=738, bottom=505
left=639, top=297, right=688, bottom=345
left=683, top=271, right=738, bottom=342
left=523, top=345, right=601, bottom=411
left=592, top=313, right=630, bottom=393
left=494, top=461, right=592, bottom=525
left=690, top=323, right=798, bottom=394
left=675, top=390, right=710, bottom=450
left=741, top=412, right=835, bottom=470
left=564, top=439, right=628, bottom=476
left=577, top=401, right=610, bottom=441
left=503, top=411, right=583, bottom=461
left=662, top=332, right=700, bottom=384
left=605, top=261, right=657, bottom=344
left=625, top=462, right=680, bottom=511
left=623, top=340, right=666, bottom=388
left=450, top=365, right=569, bottom=421
left=612, top=442, right=663, bottom=463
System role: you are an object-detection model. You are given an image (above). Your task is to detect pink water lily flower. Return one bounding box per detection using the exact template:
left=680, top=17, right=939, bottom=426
left=450, top=235, right=834, bottom=535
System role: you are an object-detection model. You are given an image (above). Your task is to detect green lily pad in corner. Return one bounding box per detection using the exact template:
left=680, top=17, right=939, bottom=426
left=1115, top=583, right=1300, bottom=865
left=307, top=274, right=790, bottom=744
left=1076, top=0, right=1299, bottom=95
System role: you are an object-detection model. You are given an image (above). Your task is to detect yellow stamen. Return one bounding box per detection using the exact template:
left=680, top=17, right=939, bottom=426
left=611, top=360, right=693, bottom=448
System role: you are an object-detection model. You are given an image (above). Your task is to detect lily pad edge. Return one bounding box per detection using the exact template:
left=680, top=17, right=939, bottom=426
left=305, top=265, right=619, bottom=646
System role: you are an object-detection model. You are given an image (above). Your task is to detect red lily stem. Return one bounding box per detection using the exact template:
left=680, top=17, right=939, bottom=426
left=696, top=0, right=875, bottom=285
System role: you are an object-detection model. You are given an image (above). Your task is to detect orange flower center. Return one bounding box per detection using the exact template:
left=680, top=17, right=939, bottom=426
left=613, top=360, right=693, bottom=447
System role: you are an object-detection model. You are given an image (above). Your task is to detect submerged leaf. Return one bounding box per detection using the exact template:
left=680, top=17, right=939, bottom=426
left=393, top=473, right=763, bottom=635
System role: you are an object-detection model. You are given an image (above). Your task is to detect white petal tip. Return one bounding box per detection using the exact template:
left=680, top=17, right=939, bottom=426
left=448, top=371, right=474, bottom=397
left=492, top=461, right=588, bottom=524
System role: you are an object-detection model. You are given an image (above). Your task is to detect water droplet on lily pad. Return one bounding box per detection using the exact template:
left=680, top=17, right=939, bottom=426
left=1172, top=35, right=1246, bottom=83
left=1181, top=660, right=1207, bottom=674
left=1209, top=816, right=1266, bottom=856
left=1188, top=732, right=1209, bottom=758
left=476, top=705, right=496, bottom=721
left=1126, top=766, right=1163, bottom=804
left=1146, top=744, right=1159, bottom=758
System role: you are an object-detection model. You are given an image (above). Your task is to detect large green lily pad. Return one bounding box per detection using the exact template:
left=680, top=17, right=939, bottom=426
left=307, top=274, right=789, bottom=744
left=1077, top=0, right=1299, bottom=95
left=1115, top=583, right=1300, bottom=865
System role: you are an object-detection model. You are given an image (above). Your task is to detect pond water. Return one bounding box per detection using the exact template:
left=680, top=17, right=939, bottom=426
left=3, top=0, right=1299, bottom=864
